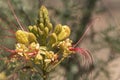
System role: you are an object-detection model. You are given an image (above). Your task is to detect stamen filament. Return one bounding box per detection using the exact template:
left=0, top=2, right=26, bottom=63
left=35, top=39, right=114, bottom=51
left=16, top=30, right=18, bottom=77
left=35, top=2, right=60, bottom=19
left=7, top=0, right=24, bottom=31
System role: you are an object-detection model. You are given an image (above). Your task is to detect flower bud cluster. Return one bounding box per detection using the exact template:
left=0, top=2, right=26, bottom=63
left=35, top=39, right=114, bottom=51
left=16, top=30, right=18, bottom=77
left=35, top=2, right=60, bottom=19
left=13, top=6, right=74, bottom=72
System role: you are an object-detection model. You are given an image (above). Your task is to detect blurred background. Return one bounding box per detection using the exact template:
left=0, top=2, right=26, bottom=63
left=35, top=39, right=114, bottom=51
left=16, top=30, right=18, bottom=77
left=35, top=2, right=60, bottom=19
left=0, top=0, right=120, bottom=80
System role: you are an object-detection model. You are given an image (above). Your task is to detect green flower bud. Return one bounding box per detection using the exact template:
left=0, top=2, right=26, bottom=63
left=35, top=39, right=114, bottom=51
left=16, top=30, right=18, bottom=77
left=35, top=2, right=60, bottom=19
left=48, top=33, right=57, bottom=46
left=46, top=22, right=53, bottom=31
left=62, top=25, right=71, bottom=38
left=38, top=28, right=43, bottom=36
left=39, top=11, right=43, bottom=18
left=45, top=19, right=50, bottom=25
left=39, top=23, right=44, bottom=31
left=39, top=18, right=44, bottom=23
left=44, top=27, right=49, bottom=35
left=54, top=24, right=62, bottom=34
left=41, top=6, right=48, bottom=16
left=57, top=25, right=71, bottom=40
left=33, top=25, right=38, bottom=32
left=39, top=5, right=49, bottom=24
left=28, top=32, right=37, bottom=43
left=44, top=14, right=49, bottom=20
left=28, top=26, right=33, bottom=31
left=28, top=25, right=38, bottom=38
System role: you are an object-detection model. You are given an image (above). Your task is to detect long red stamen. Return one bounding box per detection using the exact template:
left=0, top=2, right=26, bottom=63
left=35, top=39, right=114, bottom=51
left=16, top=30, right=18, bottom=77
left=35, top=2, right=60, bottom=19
left=0, top=26, right=15, bottom=34
left=0, top=16, right=18, bottom=30
left=4, top=35, right=15, bottom=39
left=69, top=47, right=93, bottom=64
left=73, top=17, right=98, bottom=47
left=7, top=0, right=25, bottom=31
left=69, top=47, right=88, bottom=58
left=0, top=45, right=17, bottom=58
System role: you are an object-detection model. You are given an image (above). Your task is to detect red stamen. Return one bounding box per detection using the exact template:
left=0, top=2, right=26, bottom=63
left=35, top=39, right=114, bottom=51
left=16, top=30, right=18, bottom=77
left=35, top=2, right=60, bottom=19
left=7, top=0, right=26, bottom=31
left=69, top=47, right=93, bottom=64
left=26, top=50, right=38, bottom=56
left=0, top=26, right=15, bottom=34
left=4, top=36, right=15, bottom=39
left=0, top=17, right=18, bottom=30
left=0, top=45, right=17, bottom=58
left=73, top=17, right=98, bottom=47
left=26, top=52, right=37, bottom=56
left=69, top=47, right=88, bottom=58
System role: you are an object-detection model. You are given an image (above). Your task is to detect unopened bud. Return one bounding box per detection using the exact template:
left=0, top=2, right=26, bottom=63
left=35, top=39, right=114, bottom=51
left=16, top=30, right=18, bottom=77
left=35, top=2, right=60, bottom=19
left=38, top=28, right=43, bottom=36
left=15, top=30, right=29, bottom=44
left=39, top=23, right=44, bottom=31
left=54, top=24, right=62, bottom=34
left=28, top=26, right=33, bottom=31
left=49, top=33, right=57, bottom=45
left=57, top=25, right=71, bottom=40
left=33, top=25, right=38, bottom=32
left=47, top=22, right=53, bottom=31
left=44, top=27, right=49, bottom=35
left=28, top=33, right=37, bottom=43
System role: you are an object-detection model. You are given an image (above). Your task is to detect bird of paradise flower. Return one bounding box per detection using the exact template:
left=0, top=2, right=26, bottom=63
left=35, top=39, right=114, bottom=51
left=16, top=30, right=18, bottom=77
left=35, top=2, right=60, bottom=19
left=0, top=0, right=94, bottom=80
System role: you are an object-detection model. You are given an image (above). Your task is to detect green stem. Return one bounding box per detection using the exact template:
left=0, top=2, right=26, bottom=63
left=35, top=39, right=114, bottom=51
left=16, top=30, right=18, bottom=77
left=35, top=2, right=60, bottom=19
left=30, top=60, right=43, bottom=76
left=43, top=75, right=47, bottom=80
left=47, top=57, right=65, bottom=72
left=42, top=70, right=48, bottom=80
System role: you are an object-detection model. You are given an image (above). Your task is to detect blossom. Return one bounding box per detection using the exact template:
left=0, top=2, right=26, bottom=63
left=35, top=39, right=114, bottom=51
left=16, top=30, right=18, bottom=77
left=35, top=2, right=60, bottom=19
left=0, top=4, right=93, bottom=78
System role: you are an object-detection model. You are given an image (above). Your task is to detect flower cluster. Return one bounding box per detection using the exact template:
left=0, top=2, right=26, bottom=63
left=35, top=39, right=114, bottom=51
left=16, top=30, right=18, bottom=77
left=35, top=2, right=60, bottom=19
left=8, top=6, right=74, bottom=73
left=0, top=5, right=93, bottom=79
